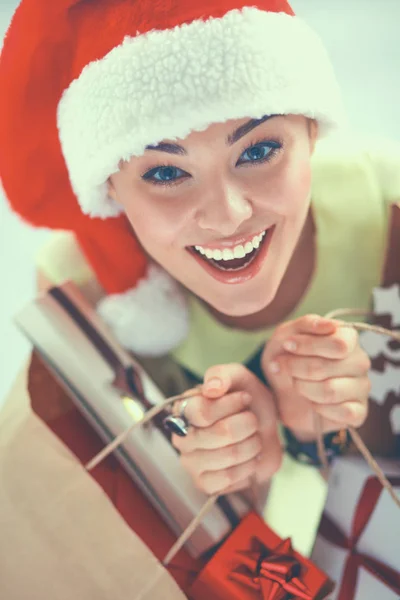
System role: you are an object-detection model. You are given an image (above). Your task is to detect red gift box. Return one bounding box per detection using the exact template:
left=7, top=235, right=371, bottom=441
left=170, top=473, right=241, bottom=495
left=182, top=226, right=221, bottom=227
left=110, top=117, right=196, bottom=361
left=190, top=512, right=334, bottom=600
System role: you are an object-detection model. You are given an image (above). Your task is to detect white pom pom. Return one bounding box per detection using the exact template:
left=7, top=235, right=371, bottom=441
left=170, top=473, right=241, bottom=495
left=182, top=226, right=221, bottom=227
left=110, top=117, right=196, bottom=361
left=97, top=264, right=190, bottom=356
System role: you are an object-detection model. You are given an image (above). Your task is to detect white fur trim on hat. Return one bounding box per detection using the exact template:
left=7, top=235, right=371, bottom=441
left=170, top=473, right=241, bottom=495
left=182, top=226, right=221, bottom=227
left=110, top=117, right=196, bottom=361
left=97, top=264, right=190, bottom=357
left=58, top=7, right=346, bottom=218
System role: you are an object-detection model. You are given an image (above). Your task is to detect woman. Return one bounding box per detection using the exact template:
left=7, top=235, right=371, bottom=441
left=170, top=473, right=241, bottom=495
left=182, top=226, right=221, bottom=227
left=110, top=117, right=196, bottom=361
left=1, top=0, right=398, bottom=557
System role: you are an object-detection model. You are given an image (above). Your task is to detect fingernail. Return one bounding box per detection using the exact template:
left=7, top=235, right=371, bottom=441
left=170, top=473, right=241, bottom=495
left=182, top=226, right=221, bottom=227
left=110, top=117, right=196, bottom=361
left=269, top=361, right=280, bottom=374
left=313, top=317, right=334, bottom=329
left=283, top=340, right=297, bottom=352
left=204, top=377, right=223, bottom=392
left=313, top=317, right=322, bottom=329
left=242, top=393, right=252, bottom=406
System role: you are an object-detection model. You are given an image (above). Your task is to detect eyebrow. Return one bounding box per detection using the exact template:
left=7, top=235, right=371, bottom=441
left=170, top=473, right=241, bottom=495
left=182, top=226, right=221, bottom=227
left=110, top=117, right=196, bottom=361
left=145, top=115, right=277, bottom=155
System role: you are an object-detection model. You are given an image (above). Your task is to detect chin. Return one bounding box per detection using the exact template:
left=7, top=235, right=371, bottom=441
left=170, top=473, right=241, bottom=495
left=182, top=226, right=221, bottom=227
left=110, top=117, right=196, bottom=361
left=207, top=281, right=279, bottom=318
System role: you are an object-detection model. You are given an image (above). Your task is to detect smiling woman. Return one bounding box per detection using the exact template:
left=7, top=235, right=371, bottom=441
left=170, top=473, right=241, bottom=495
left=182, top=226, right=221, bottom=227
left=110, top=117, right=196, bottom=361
left=0, top=0, right=343, bottom=355
left=1, top=0, right=399, bottom=573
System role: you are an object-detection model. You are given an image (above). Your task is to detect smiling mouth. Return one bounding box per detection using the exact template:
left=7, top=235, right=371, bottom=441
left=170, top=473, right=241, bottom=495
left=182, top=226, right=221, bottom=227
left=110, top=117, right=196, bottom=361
left=190, top=230, right=269, bottom=272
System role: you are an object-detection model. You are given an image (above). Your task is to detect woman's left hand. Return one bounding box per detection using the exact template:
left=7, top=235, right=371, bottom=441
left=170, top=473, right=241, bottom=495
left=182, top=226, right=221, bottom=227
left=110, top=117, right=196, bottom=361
left=261, top=315, right=371, bottom=441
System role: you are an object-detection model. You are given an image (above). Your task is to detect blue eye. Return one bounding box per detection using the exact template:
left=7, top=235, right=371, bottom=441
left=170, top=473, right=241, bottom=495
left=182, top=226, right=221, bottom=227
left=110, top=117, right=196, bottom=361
left=142, top=139, right=281, bottom=187
left=237, top=141, right=281, bottom=166
left=142, top=165, right=188, bottom=186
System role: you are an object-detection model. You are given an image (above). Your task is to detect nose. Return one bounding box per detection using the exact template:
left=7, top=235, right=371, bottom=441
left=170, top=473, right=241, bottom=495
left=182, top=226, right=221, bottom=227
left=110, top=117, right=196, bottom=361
left=196, top=182, right=253, bottom=236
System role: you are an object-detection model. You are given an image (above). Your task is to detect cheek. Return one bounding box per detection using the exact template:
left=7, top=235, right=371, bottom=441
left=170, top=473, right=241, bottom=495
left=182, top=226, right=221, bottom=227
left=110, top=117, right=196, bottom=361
left=288, top=160, right=312, bottom=212
left=262, top=158, right=312, bottom=217
left=123, top=194, right=186, bottom=252
left=295, top=159, right=313, bottom=195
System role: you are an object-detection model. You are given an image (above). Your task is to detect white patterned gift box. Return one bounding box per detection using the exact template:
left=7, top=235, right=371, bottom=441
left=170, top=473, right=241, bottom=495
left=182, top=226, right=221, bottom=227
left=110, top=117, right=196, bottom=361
left=311, top=456, right=400, bottom=600
left=359, top=284, right=400, bottom=448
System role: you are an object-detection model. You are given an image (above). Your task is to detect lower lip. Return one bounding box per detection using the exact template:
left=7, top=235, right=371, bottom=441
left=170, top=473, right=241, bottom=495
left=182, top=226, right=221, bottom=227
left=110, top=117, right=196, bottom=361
left=188, top=227, right=275, bottom=284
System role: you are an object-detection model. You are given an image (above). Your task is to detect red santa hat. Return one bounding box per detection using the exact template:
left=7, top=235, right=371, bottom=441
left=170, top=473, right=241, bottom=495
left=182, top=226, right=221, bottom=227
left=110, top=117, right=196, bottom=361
left=0, top=0, right=345, bottom=356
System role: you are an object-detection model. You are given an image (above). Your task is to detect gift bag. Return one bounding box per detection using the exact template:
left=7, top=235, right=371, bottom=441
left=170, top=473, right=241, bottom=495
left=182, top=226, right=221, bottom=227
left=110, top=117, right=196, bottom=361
left=26, top=350, right=202, bottom=593
left=311, top=456, right=400, bottom=600
left=0, top=363, right=187, bottom=600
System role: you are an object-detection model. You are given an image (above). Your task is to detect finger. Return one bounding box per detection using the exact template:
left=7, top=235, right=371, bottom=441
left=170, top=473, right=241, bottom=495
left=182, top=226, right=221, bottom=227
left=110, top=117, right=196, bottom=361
left=202, top=362, right=264, bottom=399
left=255, top=439, right=283, bottom=483
left=172, top=410, right=258, bottom=453
left=196, top=456, right=259, bottom=495
left=183, top=390, right=252, bottom=428
left=266, top=353, right=294, bottom=396
left=284, top=348, right=371, bottom=382
left=216, top=435, right=283, bottom=493
left=261, top=315, right=337, bottom=369
left=273, top=315, right=337, bottom=345
left=282, top=327, right=359, bottom=359
left=180, top=433, right=262, bottom=474
left=223, top=477, right=252, bottom=494
left=314, top=400, right=368, bottom=428
left=291, top=314, right=338, bottom=336
left=294, top=376, right=371, bottom=405
left=203, top=364, right=279, bottom=443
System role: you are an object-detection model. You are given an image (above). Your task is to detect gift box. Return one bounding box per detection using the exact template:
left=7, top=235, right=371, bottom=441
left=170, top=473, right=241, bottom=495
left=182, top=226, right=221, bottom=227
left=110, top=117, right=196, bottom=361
left=358, top=282, right=400, bottom=454
left=311, top=456, right=400, bottom=600
left=190, top=512, right=334, bottom=600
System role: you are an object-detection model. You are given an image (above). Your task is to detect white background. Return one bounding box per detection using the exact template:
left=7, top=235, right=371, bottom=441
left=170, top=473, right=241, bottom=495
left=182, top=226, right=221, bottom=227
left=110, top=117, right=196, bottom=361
left=1, top=0, right=399, bottom=405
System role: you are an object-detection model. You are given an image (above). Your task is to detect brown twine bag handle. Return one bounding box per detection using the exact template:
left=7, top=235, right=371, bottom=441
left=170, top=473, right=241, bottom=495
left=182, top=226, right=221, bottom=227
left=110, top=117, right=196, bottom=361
left=85, top=312, right=400, bottom=567
left=85, top=387, right=219, bottom=565
left=315, top=309, right=400, bottom=511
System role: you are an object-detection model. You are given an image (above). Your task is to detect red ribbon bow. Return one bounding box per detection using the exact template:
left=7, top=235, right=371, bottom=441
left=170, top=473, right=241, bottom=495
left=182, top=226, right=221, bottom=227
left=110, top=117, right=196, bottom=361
left=230, top=537, right=312, bottom=599
left=319, top=475, right=400, bottom=600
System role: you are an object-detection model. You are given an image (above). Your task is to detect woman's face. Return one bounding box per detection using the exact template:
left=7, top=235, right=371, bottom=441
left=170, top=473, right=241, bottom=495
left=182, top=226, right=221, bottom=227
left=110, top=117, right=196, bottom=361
left=108, top=114, right=318, bottom=317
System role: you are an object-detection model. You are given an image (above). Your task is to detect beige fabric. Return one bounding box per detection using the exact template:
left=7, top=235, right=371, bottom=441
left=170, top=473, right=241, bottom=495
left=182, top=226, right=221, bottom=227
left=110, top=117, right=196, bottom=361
left=36, top=230, right=96, bottom=287
left=0, top=364, right=186, bottom=600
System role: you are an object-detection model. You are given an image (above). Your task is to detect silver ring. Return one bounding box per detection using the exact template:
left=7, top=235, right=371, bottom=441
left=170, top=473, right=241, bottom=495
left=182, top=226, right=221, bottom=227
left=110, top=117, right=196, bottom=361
left=177, top=399, right=189, bottom=420
left=163, top=398, right=191, bottom=437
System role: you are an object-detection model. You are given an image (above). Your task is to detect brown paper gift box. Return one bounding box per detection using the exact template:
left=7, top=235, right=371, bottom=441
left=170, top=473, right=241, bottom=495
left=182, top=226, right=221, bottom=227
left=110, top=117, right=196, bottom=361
left=0, top=360, right=190, bottom=600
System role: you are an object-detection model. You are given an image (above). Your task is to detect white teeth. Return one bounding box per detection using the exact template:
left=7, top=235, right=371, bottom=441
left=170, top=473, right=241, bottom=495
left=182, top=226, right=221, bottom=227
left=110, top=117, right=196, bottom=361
left=233, top=245, right=246, bottom=259
left=213, top=249, right=223, bottom=260
left=222, top=248, right=234, bottom=261
left=195, top=230, right=267, bottom=262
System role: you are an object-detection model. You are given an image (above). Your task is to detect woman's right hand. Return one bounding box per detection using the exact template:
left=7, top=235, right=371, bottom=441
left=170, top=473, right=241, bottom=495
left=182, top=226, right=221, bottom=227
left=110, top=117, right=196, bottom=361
left=171, top=363, right=282, bottom=496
